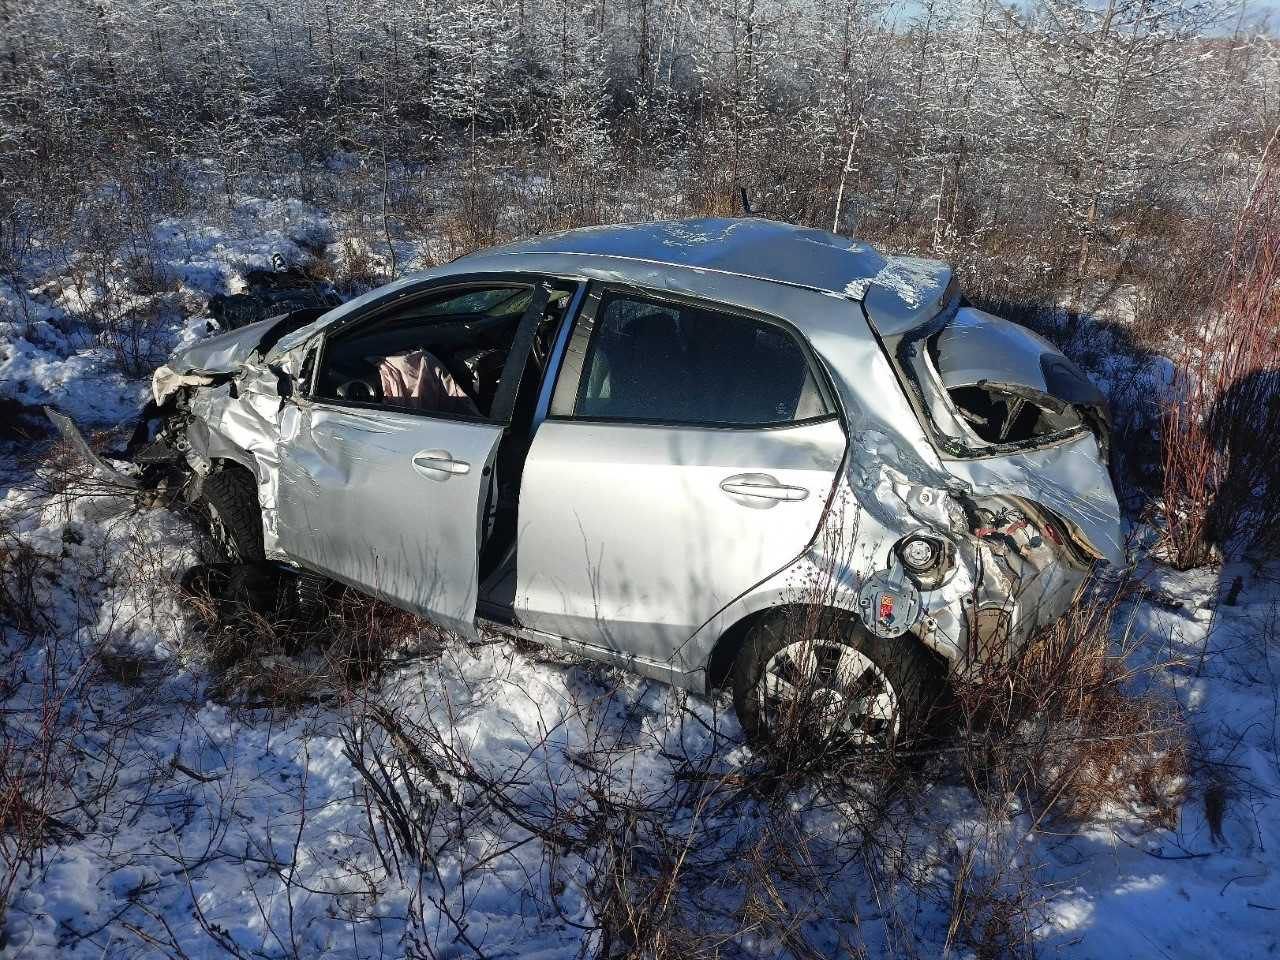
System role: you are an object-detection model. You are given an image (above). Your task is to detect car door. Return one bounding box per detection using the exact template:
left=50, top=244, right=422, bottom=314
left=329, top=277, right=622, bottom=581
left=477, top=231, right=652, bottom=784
left=515, top=286, right=847, bottom=671
left=274, top=280, right=552, bottom=638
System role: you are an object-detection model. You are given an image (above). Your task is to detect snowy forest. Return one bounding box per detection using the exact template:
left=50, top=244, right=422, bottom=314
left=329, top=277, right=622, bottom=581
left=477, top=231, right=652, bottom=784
left=2, top=0, right=1280, bottom=957
left=3, top=0, right=1277, bottom=294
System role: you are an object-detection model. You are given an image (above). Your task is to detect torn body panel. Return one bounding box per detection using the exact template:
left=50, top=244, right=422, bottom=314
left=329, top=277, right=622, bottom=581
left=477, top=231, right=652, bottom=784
left=44, top=408, right=140, bottom=488
left=182, top=359, right=289, bottom=552
left=943, top=434, right=1124, bottom=567
left=863, top=296, right=1122, bottom=568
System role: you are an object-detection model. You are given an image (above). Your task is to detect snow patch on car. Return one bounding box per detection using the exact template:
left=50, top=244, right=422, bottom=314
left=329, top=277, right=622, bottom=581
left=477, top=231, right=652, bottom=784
left=844, top=255, right=948, bottom=307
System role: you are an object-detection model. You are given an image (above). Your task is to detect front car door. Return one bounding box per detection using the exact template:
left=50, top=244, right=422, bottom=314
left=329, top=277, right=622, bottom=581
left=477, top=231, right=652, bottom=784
left=515, top=286, right=847, bottom=674
left=274, top=280, right=553, bottom=638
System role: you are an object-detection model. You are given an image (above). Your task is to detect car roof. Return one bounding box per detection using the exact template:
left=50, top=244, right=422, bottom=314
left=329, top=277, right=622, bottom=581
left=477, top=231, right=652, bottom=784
left=464, top=218, right=955, bottom=334
left=265, top=218, right=957, bottom=363
left=470, top=218, right=885, bottom=296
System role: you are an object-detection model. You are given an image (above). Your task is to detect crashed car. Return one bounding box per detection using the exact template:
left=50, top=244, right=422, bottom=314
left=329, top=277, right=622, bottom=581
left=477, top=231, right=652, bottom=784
left=54, top=219, right=1122, bottom=748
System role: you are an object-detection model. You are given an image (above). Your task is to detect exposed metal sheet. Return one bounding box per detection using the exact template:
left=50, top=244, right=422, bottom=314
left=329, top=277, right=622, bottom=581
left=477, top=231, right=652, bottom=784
left=171, top=316, right=280, bottom=374
left=933, top=307, right=1105, bottom=411
left=183, top=361, right=288, bottom=552
left=944, top=431, right=1125, bottom=567
left=43, top=408, right=140, bottom=488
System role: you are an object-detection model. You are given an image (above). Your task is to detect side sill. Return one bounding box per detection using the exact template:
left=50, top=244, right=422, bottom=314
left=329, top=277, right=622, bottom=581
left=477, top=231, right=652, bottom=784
left=475, top=617, right=703, bottom=692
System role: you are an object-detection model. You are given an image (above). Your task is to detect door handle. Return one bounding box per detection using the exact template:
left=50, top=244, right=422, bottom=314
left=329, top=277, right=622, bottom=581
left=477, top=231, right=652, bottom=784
left=719, top=473, right=809, bottom=502
left=412, top=450, right=471, bottom=480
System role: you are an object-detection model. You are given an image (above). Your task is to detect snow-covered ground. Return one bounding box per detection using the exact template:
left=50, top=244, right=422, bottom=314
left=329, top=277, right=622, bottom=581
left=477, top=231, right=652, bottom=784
left=1, top=197, right=1278, bottom=958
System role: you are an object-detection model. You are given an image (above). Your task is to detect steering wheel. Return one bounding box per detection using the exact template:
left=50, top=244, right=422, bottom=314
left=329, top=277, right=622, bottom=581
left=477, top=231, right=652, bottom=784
left=336, top=377, right=380, bottom=402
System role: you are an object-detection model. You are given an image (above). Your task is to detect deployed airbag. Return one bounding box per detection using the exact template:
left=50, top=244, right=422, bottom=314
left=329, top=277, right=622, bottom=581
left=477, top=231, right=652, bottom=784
left=379, top=350, right=480, bottom=417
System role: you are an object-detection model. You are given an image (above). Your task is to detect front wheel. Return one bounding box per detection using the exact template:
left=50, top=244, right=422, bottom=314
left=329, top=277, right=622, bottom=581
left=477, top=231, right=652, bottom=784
left=192, top=466, right=291, bottom=624
left=731, top=610, right=942, bottom=755
left=197, top=466, right=265, bottom=563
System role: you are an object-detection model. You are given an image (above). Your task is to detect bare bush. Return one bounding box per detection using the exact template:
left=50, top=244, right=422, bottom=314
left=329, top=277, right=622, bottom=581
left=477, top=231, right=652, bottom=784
left=953, top=576, right=1186, bottom=829
left=1161, top=134, right=1280, bottom=568
left=0, top=518, right=49, bottom=638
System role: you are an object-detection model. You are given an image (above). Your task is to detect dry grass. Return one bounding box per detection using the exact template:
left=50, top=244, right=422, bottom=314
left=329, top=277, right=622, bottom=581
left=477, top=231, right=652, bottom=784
left=953, top=577, right=1186, bottom=829
left=184, top=566, right=442, bottom=710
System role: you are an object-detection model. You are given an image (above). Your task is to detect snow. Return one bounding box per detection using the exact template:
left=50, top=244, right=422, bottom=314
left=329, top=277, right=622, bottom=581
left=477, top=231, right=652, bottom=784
left=1, top=202, right=1279, bottom=958
left=844, top=255, right=947, bottom=307
left=0, top=194, right=342, bottom=427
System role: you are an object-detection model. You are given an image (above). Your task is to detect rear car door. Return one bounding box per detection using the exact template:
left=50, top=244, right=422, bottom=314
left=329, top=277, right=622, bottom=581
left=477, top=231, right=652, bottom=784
left=274, top=280, right=552, bottom=638
left=515, top=286, right=847, bottom=671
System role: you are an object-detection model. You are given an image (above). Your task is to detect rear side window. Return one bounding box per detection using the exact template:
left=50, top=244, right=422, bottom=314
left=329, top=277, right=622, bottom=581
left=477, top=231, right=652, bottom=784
left=562, top=293, right=829, bottom=427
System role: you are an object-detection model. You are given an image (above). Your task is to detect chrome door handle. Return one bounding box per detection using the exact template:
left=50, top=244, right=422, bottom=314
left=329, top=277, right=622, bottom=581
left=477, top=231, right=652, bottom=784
left=720, top=473, right=809, bottom=502
left=412, top=450, right=471, bottom=479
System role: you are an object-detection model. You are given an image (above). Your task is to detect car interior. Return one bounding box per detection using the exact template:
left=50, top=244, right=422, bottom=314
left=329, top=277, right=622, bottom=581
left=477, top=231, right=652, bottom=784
left=315, top=286, right=546, bottom=416
left=924, top=326, right=1086, bottom=448
left=312, top=281, right=578, bottom=620
left=945, top=383, right=1082, bottom=445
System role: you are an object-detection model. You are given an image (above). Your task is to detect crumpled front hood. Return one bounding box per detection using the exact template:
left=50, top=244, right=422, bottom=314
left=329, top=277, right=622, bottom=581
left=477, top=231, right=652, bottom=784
left=170, top=317, right=280, bottom=375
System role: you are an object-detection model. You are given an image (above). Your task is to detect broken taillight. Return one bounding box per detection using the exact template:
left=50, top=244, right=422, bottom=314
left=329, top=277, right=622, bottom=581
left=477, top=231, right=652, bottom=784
left=878, top=593, right=895, bottom=622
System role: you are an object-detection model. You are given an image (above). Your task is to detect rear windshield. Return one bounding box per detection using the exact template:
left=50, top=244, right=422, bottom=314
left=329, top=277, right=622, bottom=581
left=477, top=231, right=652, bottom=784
left=884, top=307, right=1105, bottom=459
left=928, top=335, right=1083, bottom=447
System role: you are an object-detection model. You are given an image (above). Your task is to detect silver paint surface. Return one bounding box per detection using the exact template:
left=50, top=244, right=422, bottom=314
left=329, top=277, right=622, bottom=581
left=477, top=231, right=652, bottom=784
left=932, top=307, right=1105, bottom=412
left=171, top=317, right=281, bottom=374
left=514, top=416, right=847, bottom=671
left=274, top=405, right=504, bottom=638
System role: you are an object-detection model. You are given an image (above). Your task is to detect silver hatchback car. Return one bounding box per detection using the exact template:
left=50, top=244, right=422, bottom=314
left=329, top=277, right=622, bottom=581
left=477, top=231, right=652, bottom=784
left=69, top=219, right=1123, bottom=747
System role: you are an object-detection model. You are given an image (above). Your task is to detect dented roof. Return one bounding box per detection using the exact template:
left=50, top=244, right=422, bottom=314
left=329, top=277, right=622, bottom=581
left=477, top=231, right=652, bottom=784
left=475, top=218, right=890, bottom=293
left=471, top=218, right=956, bottom=337
left=263, top=218, right=956, bottom=364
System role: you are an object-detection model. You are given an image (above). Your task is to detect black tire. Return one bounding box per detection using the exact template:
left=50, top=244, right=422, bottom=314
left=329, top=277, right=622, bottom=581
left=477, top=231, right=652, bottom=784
left=194, top=467, right=297, bottom=629
left=198, top=466, right=265, bottom=562
left=731, top=609, right=943, bottom=753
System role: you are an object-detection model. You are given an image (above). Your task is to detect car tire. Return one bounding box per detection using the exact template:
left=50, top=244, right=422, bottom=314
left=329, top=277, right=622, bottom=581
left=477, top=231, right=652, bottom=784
left=198, top=466, right=265, bottom=563
left=731, top=609, right=943, bottom=753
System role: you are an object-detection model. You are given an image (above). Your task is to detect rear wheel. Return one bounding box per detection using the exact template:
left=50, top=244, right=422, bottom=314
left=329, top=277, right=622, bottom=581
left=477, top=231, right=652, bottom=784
left=731, top=610, right=942, bottom=754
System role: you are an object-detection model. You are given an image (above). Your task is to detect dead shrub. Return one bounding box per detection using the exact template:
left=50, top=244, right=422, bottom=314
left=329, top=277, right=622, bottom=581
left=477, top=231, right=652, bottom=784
left=1160, top=134, right=1280, bottom=568
left=941, top=845, right=1038, bottom=960
left=94, top=646, right=157, bottom=687
left=185, top=563, right=440, bottom=708
left=324, top=586, right=444, bottom=688
left=953, top=577, right=1186, bottom=828
left=1125, top=227, right=1221, bottom=350
left=0, top=521, right=50, bottom=638
left=0, top=631, right=92, bottom=930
